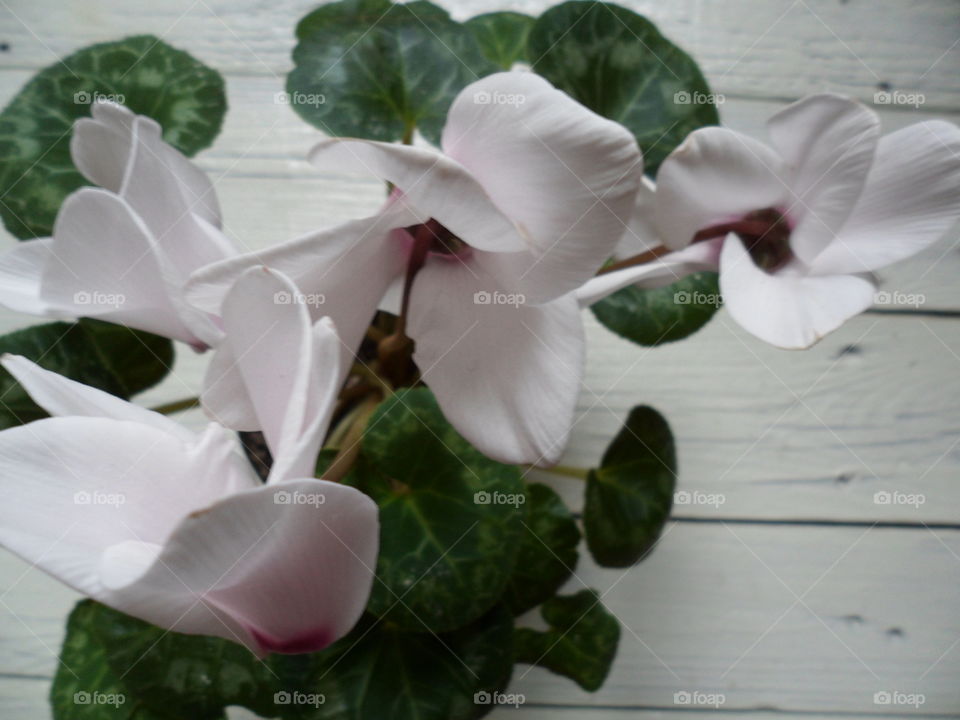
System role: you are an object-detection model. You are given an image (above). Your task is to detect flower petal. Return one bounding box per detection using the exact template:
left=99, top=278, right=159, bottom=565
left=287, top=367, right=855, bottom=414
left=0, top=238, right=58, bottom=315
left=186, top=206, right=415, bottom=360
left=40, top=188, right=199, bottom=344
left=0, top=416, right=254, bottom=600
left=308, top=139, right=525, bottom=253
left=576, top=240, right=722, bottom=308
left=202, top=268, right=341, bottom=482
left=616, top=175, right=661, bottom=258
left=654, top=127, right=788, bottom=249
left=72, top=101, right=228, bottom=259
left=809, top=121, right=960, bottom=274
left=70, top=101, right=136, bottom=194
left=407, top=259, right=584, bottom=465
left=441, top=71, right=641, bottom=299
left=1, top=354, right=194, bottom=442
left=767, top=94, right=880, bottom=264
left=719, top=233, right=876, bottom=348
left=105, top=478, right=378, bottom=655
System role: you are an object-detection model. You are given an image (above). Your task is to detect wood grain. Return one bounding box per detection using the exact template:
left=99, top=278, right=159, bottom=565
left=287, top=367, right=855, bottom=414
left=0, top=0, right=958, bottom=717
left=2, top=524, right=958, bottom=714
left=1, top=0, right=958, bottom=106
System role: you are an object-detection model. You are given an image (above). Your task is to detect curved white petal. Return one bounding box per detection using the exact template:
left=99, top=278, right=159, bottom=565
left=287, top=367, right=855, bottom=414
left=654, top=127, right=788, bottom=249
left=119, top=117, right=235, bottom=277
left=105, top=478, right=378, bottom=655
left=40, top=188, right=199, bottom=344
left=577, top=240, right=722, bottom=308
left=407, top=259, right=584, bottom=465
left=72, top=101, right=229, bottom=264
left=308, top=139, right=526, bottom=254
left=202, top=268, right=341, bottom=482
left=719, top=233, right=876, bottom=349
left=616, top=175, right=661, bottom=258
left=187, top=207, right=415, bottom=360
left=768, top=94, right=880, bottom=264
left=70, top=101, right=137, bottom=194
left=0, top=417, right=254, bottom=600
left=0, top=354, right=194, bottom=442
left=0, top=238, right=58, bottom=315
left=810, top=121, right=960, bottom=274
left=441, top=71, right=642, bottom=299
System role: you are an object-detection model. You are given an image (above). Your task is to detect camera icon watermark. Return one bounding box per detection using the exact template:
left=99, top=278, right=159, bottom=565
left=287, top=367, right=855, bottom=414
left=274, top=490, right=326, bottom=507
left=73, top=290, right=126, bottom=309
left=73, top=691, right=126, bottom=707
left=473, top=290, right=525, bottom=307
left=473, top=690, right=525, bottom=707
left=873, top=90, right=924, bottom=108
left=73, top=490, right=126, bottom=508
left=673, top=690, right=725, bottom=708
left=673, top=90, right=725, bottom=106
left=674, top=490, right=725, bottom=509
left=273, top=290, right=326, bottom=308
left=674, top=290, right=723, bottom=307
left=873, top=490, right=925, bottom=508
left=873, top=690, right=925, bottom=708
left=74, top=91, right=126, bottom=105
left=473, top=490, right=526, bottom=508
left=274, top=690, right=325, bottom=707
left=873, top=290, right=925, bottom=308
left=473, top=90, right=526, bottom=107
left=274, top=91, right=326, bottom=107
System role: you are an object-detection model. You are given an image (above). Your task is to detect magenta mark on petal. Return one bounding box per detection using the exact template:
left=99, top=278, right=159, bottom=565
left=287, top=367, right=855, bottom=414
left=249, top=626, right=334, bottom=655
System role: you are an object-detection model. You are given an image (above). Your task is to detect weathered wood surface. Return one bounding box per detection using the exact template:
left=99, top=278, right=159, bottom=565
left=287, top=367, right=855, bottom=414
left=0, top=0, right=958, bottom=717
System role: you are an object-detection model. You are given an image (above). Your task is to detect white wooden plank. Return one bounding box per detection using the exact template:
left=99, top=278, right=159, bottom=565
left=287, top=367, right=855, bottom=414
left=0, top=0, right=958, bottom=108
left=1, top=524, right=958, bottom=714
left=0, top=676, right=917, bottom=720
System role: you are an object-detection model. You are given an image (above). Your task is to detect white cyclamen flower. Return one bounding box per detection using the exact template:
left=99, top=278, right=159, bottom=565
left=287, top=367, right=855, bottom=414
left=0, top=267, right=377, bottom=655
left=188, top=71, right=642, bottom=465
left=580, top=94, right=960, bottom=348
left=0, top=101, right=237, bottom=348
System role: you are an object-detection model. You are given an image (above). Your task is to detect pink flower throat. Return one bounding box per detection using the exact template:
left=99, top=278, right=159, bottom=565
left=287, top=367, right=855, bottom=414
left=693, top=208, right=793, bottom=271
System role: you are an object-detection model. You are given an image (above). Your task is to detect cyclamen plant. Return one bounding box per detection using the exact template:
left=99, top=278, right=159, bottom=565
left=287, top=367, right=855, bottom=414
left=0, top=1, right=956, bottom=718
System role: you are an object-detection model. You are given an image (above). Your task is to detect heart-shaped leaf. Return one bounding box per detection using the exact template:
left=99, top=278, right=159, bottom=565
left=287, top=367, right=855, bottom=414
left=279, top=606, right=514, bottom=720
left=51, top=601, right=229, bottom=720
left=526, top=1, right=719, bottom=175
left=287, top=0, right=497, bottom=146
left=503, top=483, right=580, bottom=615
left=348, top=388, right=526, bottom=632
left=591, top=271, right=721, bottom=346
left=584, top=405, right=676, bottom=567
left=514, top=589, right=620, bottom=691
left=0, top=319, right=173, bottom=429
left=0, top=35, right=226, bottom=239
left=465, top=12, right=534, bottom=70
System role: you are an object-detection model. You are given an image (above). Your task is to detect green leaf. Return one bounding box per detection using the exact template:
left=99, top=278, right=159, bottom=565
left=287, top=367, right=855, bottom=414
left=349, top=387, right=526, bottom=632
left=591, top=271, right=721, bottom=346
left=287, top=0, right=497, bottom=146
left=526, top=1, right=719, bottom=175
left=584, top=406, right=676, bottom=567
left=465, top=12, right=534, bottom=70
left=51, top=601, right=225, bottom=720
left=94, top=604, right=278, bottom=719
left=514, top=589, right=620, bottom=692
left=0, top=35, right=226, bottom=239
left=503, top=483, right=580, bottom=615
left=0, top=320, right=173, bottom=429
left=284, top=606, right=514, bottom=720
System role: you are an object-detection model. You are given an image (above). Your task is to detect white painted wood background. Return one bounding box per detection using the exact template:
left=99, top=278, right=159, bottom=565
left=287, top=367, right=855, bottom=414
left=1, top=0, right=959, bottom=717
